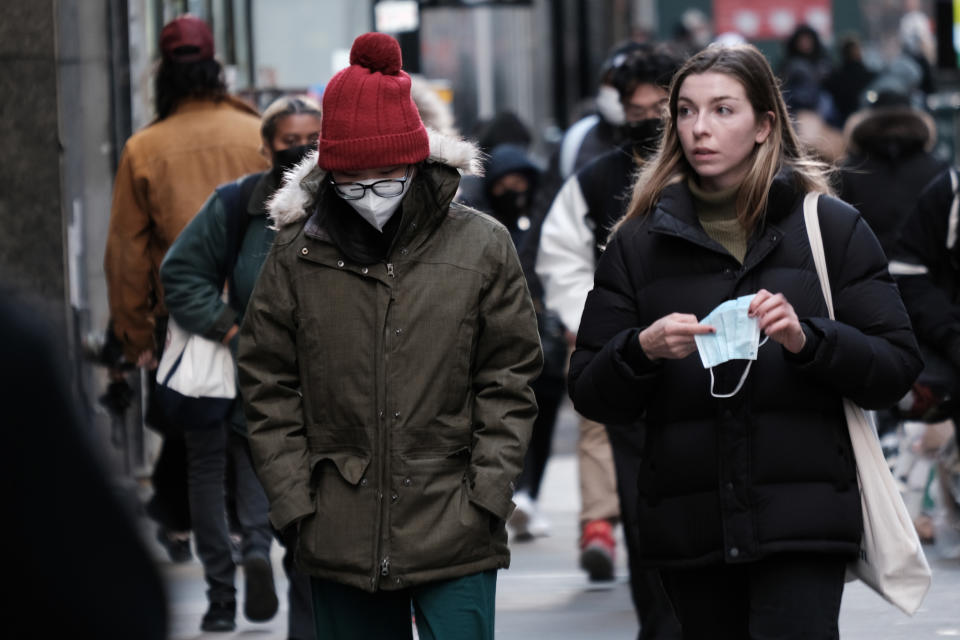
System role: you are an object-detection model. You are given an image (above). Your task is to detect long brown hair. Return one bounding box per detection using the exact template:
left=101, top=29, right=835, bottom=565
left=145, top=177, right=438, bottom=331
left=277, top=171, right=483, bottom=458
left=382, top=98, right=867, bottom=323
left=154, top=58, right=226, bottom=120
left=615, top=44, right=832, bottom=236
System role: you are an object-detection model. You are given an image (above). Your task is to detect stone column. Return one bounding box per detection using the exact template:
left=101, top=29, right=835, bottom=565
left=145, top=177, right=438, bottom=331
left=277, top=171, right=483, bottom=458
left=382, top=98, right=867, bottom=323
left=0, top=1, right=68, bottom=339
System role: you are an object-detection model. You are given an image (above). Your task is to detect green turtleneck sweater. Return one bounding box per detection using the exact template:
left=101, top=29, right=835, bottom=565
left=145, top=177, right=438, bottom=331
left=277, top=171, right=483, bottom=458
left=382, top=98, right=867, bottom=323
left=688, top=178, right=748, bottom=264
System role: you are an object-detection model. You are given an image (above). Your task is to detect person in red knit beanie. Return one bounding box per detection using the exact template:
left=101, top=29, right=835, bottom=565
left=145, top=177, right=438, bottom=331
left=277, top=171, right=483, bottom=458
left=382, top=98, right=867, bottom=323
left=237, top=32, right=542, bottom=639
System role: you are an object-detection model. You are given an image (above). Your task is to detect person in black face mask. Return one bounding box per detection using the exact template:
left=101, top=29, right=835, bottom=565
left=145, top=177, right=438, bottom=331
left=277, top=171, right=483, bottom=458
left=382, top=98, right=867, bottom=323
left=621, top=116, right=664, bottom=156
left=159, top=94, right=321, bottom=639
left=264, top=97, right=323, bottom=183
left=534, top=43, right=685, bottom=640
left=482, top=144, right=540, bottom=239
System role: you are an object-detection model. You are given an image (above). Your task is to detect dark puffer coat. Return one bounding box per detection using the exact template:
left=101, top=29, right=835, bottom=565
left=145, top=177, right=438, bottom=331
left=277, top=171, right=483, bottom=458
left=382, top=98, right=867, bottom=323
left=839, top=105, right=946, bottom=256
left=569, top=172, right=922, bottom=567
left=893, top=168, right=960, bottom=352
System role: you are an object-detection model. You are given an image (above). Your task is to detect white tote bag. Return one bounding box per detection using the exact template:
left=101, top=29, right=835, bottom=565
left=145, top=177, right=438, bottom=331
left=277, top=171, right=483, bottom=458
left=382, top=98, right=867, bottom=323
left=803, top=192, right=932, bottom=615
left=155, top=316, right=236, bottom=429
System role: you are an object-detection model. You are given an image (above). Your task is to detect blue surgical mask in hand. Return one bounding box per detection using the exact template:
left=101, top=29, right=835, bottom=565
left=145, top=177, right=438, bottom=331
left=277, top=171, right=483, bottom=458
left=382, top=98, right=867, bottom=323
left=694, top=294, right=768, bottom=398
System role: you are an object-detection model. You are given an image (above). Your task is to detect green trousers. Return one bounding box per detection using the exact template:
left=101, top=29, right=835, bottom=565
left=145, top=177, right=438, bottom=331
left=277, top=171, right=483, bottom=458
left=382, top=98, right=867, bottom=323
left=310, top=570, right=497, bottom=640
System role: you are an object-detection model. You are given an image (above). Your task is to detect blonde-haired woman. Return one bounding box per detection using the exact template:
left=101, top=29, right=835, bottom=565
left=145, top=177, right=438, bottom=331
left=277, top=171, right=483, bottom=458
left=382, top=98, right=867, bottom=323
left=569, top=44, right=922, bottom=639
left=161, top=94, right=321, bottom=636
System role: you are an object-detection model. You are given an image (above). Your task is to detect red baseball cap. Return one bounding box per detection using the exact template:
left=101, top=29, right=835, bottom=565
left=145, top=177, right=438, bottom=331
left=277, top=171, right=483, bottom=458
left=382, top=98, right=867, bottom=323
left=160, top=15, right=214, bottom=63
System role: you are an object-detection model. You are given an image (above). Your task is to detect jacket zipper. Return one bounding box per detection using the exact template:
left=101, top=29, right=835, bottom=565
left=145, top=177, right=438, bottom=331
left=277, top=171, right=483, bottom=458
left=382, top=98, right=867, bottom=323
left=372, top=264, right=396, bottom=589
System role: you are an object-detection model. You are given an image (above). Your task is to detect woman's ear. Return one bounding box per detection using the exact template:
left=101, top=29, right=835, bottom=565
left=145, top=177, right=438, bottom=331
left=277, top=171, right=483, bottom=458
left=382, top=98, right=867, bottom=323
left=260, top=139, right=272, bottom=163
left=755, top=111, right=774, bottom=144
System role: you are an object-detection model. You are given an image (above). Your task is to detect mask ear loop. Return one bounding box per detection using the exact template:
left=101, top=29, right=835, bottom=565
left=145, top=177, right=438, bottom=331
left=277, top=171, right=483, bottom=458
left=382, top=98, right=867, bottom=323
left=708, top=335, right=769, bottom=399
left=709, top=361, right=753, bottom=398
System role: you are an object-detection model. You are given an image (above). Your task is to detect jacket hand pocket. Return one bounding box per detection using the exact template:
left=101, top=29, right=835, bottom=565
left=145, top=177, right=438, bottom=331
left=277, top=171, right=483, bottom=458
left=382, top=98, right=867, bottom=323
left=307, top=429, right=372, bottom=485
left=302, top=451, right=375, bottom=573
left=310, top=450, right=371, bottom=485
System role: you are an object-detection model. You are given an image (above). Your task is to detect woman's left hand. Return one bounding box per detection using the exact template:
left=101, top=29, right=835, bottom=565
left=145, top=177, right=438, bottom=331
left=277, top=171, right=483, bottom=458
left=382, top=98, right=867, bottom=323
left=748, top=289, right=806, bottom=354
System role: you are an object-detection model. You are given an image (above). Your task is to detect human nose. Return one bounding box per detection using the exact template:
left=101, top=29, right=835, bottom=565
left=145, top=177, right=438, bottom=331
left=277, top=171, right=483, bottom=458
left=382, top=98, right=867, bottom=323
left=692, top=112, right=709, bottom=137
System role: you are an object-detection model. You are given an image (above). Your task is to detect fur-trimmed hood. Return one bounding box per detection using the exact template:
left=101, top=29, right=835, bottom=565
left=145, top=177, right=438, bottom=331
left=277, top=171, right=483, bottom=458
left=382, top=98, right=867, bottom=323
left=844, top=105, right=936, bottom=158
left=268, top=128, right=482, bottom=229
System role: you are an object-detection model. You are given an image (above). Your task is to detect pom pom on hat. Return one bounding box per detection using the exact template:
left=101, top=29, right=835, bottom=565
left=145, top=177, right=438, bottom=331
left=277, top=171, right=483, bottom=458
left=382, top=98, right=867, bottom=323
left=317, top=32, right=429, bottom=171
left=349, top=32, right=403, bottom=75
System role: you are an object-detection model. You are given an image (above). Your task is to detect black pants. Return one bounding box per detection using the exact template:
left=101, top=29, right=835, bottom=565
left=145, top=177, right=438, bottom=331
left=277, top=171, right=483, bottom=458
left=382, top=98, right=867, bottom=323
left=661, top=553, right=847, bottom=640
left=143, top=317, right=192, bottom=531
left=606, top=422, right=682, bottom=640
left=516, top=374, right=565, bottom=500
left=145, top=432, right=191, bottom=530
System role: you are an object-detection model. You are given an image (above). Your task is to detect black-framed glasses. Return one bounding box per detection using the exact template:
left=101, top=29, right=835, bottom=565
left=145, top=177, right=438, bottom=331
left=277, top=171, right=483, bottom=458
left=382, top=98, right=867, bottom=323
left=329, top=166, right=411, bottom=200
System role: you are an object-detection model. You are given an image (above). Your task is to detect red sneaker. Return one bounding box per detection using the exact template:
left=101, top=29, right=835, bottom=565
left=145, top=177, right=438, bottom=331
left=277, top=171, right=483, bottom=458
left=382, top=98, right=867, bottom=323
left=579, top=519, right=615, bottom=581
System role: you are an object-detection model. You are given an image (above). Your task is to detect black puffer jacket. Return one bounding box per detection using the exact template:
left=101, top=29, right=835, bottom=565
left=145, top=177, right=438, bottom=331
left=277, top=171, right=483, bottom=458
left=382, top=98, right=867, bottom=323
left=893, top=168, right=960, bottom=357
left=569, top=172, right=922, bottom=567
left=839, top=105, right=946, bottom=256
left=578, top=143, right=640, bottom=259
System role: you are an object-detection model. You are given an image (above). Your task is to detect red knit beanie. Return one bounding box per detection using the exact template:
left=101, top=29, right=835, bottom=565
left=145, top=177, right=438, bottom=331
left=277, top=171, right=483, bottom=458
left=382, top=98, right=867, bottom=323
left=317, top=33, right=430, bottom=171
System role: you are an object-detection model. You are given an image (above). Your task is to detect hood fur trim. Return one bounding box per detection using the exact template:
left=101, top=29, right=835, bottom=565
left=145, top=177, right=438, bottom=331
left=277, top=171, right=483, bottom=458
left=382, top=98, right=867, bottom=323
left=844, top=106, right=936, bottom=156
left=268, top=128, right=483, bottom=229
left=426, top=127, right=484, bottom=176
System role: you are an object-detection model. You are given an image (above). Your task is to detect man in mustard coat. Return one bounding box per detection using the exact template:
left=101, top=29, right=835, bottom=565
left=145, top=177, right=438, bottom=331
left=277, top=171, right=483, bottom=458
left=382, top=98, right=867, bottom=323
left=102, top=15, right=268, bottom=630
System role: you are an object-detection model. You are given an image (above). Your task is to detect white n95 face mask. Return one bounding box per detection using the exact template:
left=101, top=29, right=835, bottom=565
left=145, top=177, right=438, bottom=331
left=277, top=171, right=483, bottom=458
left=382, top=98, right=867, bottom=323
left=340, top=176, right=412, bottom=232
left=694, top=294, right=769, bottom=398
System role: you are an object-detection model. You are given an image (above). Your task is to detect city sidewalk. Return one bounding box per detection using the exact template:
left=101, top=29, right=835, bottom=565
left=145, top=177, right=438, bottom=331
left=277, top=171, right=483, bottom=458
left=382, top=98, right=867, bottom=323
left=160, top=452, right=636, bottom=639
left=155, top=400, right=960, bottom=639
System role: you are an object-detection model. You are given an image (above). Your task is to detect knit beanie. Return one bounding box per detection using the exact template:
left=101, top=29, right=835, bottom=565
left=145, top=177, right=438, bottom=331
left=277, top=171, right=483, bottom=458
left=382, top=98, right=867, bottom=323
left=317, top=33, right=430, bottom=171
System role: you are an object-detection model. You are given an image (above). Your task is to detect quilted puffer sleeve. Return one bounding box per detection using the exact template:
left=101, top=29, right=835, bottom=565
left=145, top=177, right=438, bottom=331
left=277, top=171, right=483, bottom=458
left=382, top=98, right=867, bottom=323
left=237, top=236, right=313, bottom=531
left=568, top=226, right=663, bottom=424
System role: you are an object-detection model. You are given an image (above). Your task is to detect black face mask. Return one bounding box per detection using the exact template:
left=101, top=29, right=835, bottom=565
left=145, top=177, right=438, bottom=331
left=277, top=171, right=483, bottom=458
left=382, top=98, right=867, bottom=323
left=489, top=189, right=530, bottom=227
left=271, top=143, right=314, bottom=181
left=622, top=118, right=664, bottom=158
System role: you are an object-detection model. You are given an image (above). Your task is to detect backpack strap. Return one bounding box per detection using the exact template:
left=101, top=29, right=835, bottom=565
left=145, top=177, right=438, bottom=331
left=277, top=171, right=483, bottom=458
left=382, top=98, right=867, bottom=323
left=215, top=171, right=264, bottom=309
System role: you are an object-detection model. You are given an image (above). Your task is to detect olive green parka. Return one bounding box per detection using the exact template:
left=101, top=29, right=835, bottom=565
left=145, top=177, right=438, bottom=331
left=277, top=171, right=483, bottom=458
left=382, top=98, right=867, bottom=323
left=237, top=131, right=542, bottom=592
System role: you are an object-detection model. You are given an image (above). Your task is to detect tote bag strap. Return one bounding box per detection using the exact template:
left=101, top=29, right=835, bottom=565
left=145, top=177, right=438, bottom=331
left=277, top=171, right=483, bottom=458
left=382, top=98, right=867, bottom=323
left=802, top=192, right=834, bottom=318
left=803, top=192, right=932, bottom=615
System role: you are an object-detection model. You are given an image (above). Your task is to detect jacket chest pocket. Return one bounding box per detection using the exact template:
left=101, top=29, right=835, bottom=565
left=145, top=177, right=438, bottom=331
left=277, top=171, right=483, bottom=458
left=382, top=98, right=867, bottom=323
left=442, top=318, right=477, bottom=412
left=295, top=270, right=380, bottom=424
left=392, top=264, right=482, bottom=415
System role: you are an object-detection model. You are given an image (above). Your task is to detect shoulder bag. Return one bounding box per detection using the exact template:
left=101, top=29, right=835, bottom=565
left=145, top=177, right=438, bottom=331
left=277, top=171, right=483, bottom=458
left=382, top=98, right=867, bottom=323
left=154, top=172, right=262, bottom=430
left=803, top=191, right=932, bottom=615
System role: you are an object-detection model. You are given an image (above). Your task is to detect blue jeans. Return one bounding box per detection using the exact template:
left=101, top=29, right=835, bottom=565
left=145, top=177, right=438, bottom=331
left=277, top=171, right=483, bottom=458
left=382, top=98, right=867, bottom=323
left=184, top=423, right=272, bottom=603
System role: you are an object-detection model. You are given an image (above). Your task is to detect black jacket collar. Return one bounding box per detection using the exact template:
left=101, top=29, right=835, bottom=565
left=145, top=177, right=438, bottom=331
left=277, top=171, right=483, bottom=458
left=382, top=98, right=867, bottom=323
left=648, top=169, right=802, bottom=267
